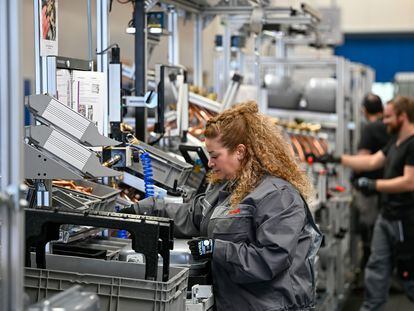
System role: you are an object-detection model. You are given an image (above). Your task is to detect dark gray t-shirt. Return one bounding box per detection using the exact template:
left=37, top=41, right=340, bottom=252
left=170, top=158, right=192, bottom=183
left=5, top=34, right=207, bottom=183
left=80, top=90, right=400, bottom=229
left=354, top=119, right=390, bottom=180
left=381, top=135, right=414, bottom=219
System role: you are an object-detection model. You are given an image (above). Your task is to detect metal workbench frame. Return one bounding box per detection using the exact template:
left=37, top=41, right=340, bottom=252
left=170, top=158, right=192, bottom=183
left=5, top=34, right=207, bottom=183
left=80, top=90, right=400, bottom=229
left=255, top=56, right=351, bottom=154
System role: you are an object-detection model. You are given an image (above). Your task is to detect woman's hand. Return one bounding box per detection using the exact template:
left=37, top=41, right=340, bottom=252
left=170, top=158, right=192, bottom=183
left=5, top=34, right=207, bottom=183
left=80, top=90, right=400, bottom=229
left=188, top=238, right=215, bottom=260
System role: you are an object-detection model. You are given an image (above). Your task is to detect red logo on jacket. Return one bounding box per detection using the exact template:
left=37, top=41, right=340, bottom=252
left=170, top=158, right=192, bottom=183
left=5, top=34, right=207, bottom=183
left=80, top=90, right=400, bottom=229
left=228, top=208, right=241, bottom=215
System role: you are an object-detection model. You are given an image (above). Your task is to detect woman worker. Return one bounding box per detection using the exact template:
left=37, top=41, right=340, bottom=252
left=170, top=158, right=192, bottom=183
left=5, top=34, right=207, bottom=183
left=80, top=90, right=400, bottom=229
left=122, top=101, right=322, bottom=311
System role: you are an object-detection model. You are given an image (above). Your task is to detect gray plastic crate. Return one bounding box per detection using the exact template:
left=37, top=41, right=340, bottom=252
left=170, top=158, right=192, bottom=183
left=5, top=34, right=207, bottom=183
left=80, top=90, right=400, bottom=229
left=130, top=142, right=193, bottom=191
left=54, top=180, right=120, bottom=211
left=27, top=285, right=100, bottom=310
left=25, top=254, right=189, bottom=311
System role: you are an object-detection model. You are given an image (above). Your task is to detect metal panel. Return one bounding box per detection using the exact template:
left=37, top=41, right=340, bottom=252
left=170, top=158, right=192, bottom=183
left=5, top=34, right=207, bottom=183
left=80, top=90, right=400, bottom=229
left=55, top=56, right=92, bottom=71
left=26, top=125, right=121, bottom=178
left=222, top=17, right=231, bottom=100
left=33, top=0, right=52, bottom=95
left=161, top=0, right=202, bottom=13
left=96, top=0, right=109, bottom=136
left=0, top=0, right=25, bottom=309
left=108, top=63, right=122, bottom=123
left=254, top=34, right=262, bottom=106
left=28, top=94, right=120, bottom=147
left=46, top=56, right=58, bottom=97
left=189, top=92, right=222, bottom=113
left=168, top=7, right=179, bottom=65
left=193, top=14, right=203, bottom=86
left=335, top=58, right=345, bottom=155
left=134, top=0, right=148, bottom=142
left=33, top=0, right=42, bottom=94
left=24, top=144, right=84, bottom=180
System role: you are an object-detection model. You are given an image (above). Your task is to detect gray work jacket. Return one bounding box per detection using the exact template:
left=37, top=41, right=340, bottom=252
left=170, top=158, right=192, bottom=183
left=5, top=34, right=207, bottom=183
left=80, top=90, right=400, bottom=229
left=137, top=175, right=322, bottom=311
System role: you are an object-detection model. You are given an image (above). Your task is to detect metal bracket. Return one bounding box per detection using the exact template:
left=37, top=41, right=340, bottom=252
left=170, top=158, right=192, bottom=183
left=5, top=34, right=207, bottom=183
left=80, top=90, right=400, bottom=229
left=123, top=91, right=158, bottom=108
left=27, top=94, right=121, bottom=147
left=0, top=191, right=12, bottom=207
left=26, top=125, right=121, bottom=178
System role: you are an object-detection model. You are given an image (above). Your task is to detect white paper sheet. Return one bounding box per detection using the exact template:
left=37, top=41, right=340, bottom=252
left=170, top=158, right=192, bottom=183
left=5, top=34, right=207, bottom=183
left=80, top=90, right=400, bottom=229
left=72, top=70, right=107, bottom=134
left=56, top=69, right=71, bottom=108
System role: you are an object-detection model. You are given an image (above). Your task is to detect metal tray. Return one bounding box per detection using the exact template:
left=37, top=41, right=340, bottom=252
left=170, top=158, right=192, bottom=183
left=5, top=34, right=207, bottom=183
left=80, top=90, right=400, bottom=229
left=54, top=180, right=120, bottom=211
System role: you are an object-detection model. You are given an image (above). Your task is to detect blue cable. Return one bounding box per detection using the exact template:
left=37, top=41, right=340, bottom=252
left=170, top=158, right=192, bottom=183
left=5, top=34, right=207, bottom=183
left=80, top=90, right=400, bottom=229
left=117, top=230, right=128, bottom=239
left=139, top=151, right=155, bottom=198
left=128, top=144, right=155, bottom=198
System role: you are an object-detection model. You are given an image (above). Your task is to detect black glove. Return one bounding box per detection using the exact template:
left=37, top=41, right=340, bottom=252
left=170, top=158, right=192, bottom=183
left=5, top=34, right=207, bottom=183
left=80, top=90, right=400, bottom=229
left=136, top=197, right=157, bottom=215
left=188, top=238, right=215, bottom=260
left=118, top=206, right=137, bottom=214
left=354, top=177, right=377, bottom=195
left=118, top=197, right=157, bottom=215
left=315, top=153, right=341, bottom=164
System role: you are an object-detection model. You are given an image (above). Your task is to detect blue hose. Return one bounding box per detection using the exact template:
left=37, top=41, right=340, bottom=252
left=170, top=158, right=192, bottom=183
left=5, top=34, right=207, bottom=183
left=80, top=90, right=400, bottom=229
left=128, top=144, right=155, bottom=198
left=139, top=151, right=155, bottom=198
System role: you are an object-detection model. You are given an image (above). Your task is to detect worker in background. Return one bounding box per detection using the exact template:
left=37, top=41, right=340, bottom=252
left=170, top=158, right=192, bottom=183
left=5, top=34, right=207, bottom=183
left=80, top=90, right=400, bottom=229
left=352, top=93, right=390, bottom=270
left=121, top=101, right=322, bottom=311
left=316, top=96, right=414, bottom=310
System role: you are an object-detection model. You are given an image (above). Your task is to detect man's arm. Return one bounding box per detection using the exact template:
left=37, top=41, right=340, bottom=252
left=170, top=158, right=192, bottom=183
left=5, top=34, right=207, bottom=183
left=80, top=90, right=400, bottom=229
left=376, top=165, right=414, bottom=193
left=341, top=150, right=386, bottom=172
left=353, top=149, right=371, bottom=174
left=357, top=149, right=371, bottom=155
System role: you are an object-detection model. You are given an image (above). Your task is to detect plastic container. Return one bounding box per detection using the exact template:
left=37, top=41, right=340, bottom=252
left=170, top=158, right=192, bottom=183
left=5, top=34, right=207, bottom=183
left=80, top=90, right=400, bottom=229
left=51, top=237, right=130, bottom=260
left=27, top=285, right=100, bottom=311
left=167, top=240, right=211, bottom=291
left=119, top=239, right=210, bottom=291
left=25, top=254, right=189, bottom=311
left=54, top=180, right=120, bottom=212
left=51, top=244, right=108, bottom=260
left=130, top=142, right=193, bottom=191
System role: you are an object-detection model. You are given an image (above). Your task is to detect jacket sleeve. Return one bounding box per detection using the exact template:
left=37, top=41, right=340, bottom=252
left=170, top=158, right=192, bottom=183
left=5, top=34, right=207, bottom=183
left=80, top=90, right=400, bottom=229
left=212, top=187, right=306, bottom=283
left=132, top=196, right=201, bottom=238
left=134, top=183, right=222, bottom=238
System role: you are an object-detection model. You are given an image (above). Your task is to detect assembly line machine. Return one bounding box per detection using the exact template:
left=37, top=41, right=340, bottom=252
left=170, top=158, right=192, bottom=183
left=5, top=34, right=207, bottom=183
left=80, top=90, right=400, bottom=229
left=1, top=0, right=376, bottom=310
left=21, top=94, right=209, bottom=309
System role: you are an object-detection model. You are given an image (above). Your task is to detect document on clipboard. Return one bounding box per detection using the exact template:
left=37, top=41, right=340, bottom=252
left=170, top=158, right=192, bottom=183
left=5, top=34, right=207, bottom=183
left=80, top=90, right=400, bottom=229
left=72, top=70, right=107, bottom=134
left=55, top=68, right=107, bottom=135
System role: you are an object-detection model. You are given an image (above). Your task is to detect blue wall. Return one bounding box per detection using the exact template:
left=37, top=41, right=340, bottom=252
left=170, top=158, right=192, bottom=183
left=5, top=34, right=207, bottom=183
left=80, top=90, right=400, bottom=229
left=335, top=33, right=414, bottom=82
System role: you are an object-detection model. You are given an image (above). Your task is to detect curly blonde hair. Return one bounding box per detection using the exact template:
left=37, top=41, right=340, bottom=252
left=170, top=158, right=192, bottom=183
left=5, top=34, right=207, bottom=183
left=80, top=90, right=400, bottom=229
left=205, top=101, right=312, bottom=206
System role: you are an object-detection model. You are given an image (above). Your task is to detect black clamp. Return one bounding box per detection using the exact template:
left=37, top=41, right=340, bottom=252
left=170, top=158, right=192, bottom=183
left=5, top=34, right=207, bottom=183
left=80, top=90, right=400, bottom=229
left=25, top=208, right=174, bottom=281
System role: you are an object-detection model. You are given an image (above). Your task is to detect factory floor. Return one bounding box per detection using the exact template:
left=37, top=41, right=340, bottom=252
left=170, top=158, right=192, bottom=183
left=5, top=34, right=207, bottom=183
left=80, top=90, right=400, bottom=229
left=342, top=274, right=413, bottom=311
left=343, top=291, right=412, bottom=310
left=383, top=295, right=414, bottom=311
